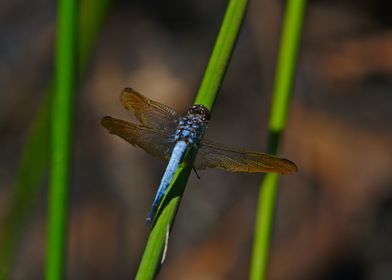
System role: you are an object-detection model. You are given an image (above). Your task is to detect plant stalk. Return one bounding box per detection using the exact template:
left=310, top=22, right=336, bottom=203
left=250, top=1, right=307, bottom=279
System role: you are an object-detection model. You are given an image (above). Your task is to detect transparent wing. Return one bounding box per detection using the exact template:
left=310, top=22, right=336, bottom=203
left=101, top=116, right=175, bottom=161
left=120, top=87, right=179, bottom=133
left=195, top=139, right=298, bottom=174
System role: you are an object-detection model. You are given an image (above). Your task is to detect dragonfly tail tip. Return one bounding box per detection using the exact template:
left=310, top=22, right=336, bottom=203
left=146, top=217, right=152, bottom=225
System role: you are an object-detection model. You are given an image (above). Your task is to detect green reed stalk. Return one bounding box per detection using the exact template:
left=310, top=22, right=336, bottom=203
left=0, top=1, right=110, bottom=278
left=45, top=0, right=78, bottom=279
left=135, top=0, right=248, bottom=278
left=249, top=1, right=307, bottom=279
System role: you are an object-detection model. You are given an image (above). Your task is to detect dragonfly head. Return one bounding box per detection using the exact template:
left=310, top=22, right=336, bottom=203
left=188, top=105, right=210, bottom=122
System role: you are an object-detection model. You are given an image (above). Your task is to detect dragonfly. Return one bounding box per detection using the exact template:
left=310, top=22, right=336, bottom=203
left=101, top=88, right=297, bottom=224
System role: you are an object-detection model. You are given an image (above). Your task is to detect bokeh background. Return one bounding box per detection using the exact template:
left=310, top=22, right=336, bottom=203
left=1, top=0, right=392, bottom=279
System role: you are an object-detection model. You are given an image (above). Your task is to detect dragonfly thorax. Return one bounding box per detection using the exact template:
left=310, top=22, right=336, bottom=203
left=174, top=105, right=209, bottom=145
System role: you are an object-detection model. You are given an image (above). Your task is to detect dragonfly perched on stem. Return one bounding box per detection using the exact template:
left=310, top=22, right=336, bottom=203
left=101, top=88, right=297, bottom=224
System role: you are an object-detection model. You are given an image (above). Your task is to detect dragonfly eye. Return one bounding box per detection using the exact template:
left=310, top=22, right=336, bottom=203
left=188, top=105, right=210, bottom=121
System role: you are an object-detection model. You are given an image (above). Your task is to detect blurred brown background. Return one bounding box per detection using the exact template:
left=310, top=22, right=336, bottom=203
left=1, top=0, right=392, bottom=279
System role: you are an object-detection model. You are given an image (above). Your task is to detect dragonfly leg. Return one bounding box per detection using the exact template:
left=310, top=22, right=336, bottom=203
left=192, top=167, right=201, bottom=179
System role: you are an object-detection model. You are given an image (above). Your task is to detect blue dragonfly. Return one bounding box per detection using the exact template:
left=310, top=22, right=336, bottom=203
left=101, top=88, right=297, bottom=224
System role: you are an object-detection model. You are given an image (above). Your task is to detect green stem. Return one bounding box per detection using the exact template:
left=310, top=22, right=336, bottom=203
left=250, top=1, right=307, bottom=279
left=135, top=0, right=248, bottom=278
left=0, top=0, right=111, bottom=278
left=45, top=0, right=78, bottom=279
left=136, top=162, right=193, bottom=279
left=195, top=0, right=248, bottom=110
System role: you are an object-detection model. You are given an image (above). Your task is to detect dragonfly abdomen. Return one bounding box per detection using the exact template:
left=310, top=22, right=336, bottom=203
left=146, top=141, right=188, bottom=224
left=146, top=106, right=210, bottom=223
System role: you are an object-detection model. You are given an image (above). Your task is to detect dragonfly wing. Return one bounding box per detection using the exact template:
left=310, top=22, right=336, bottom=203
left=120, top=87, right=180, bottom=133
left=195, top=139, right=298, bottom=174
left=101, top=116, right=175, bottom=161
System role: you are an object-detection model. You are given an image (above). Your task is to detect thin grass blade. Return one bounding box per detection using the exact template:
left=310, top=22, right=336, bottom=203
left=250, top=1, right=307, bottom=279
left=45, top=0, right=78, bottom=278
left=0, top=0, right=112, bottom=278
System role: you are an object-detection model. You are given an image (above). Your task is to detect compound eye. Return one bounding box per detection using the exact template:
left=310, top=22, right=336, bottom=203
left=198, top=106, right=210, bottom=121
left=188, top=105, right=210, bottom=120
left=203, top=108, right=211, bottom=120
left=188, top=105, right=198, bottom=115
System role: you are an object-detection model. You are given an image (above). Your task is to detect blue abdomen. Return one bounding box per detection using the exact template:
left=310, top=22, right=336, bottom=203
left=146, top=113, right=206, bottom=223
